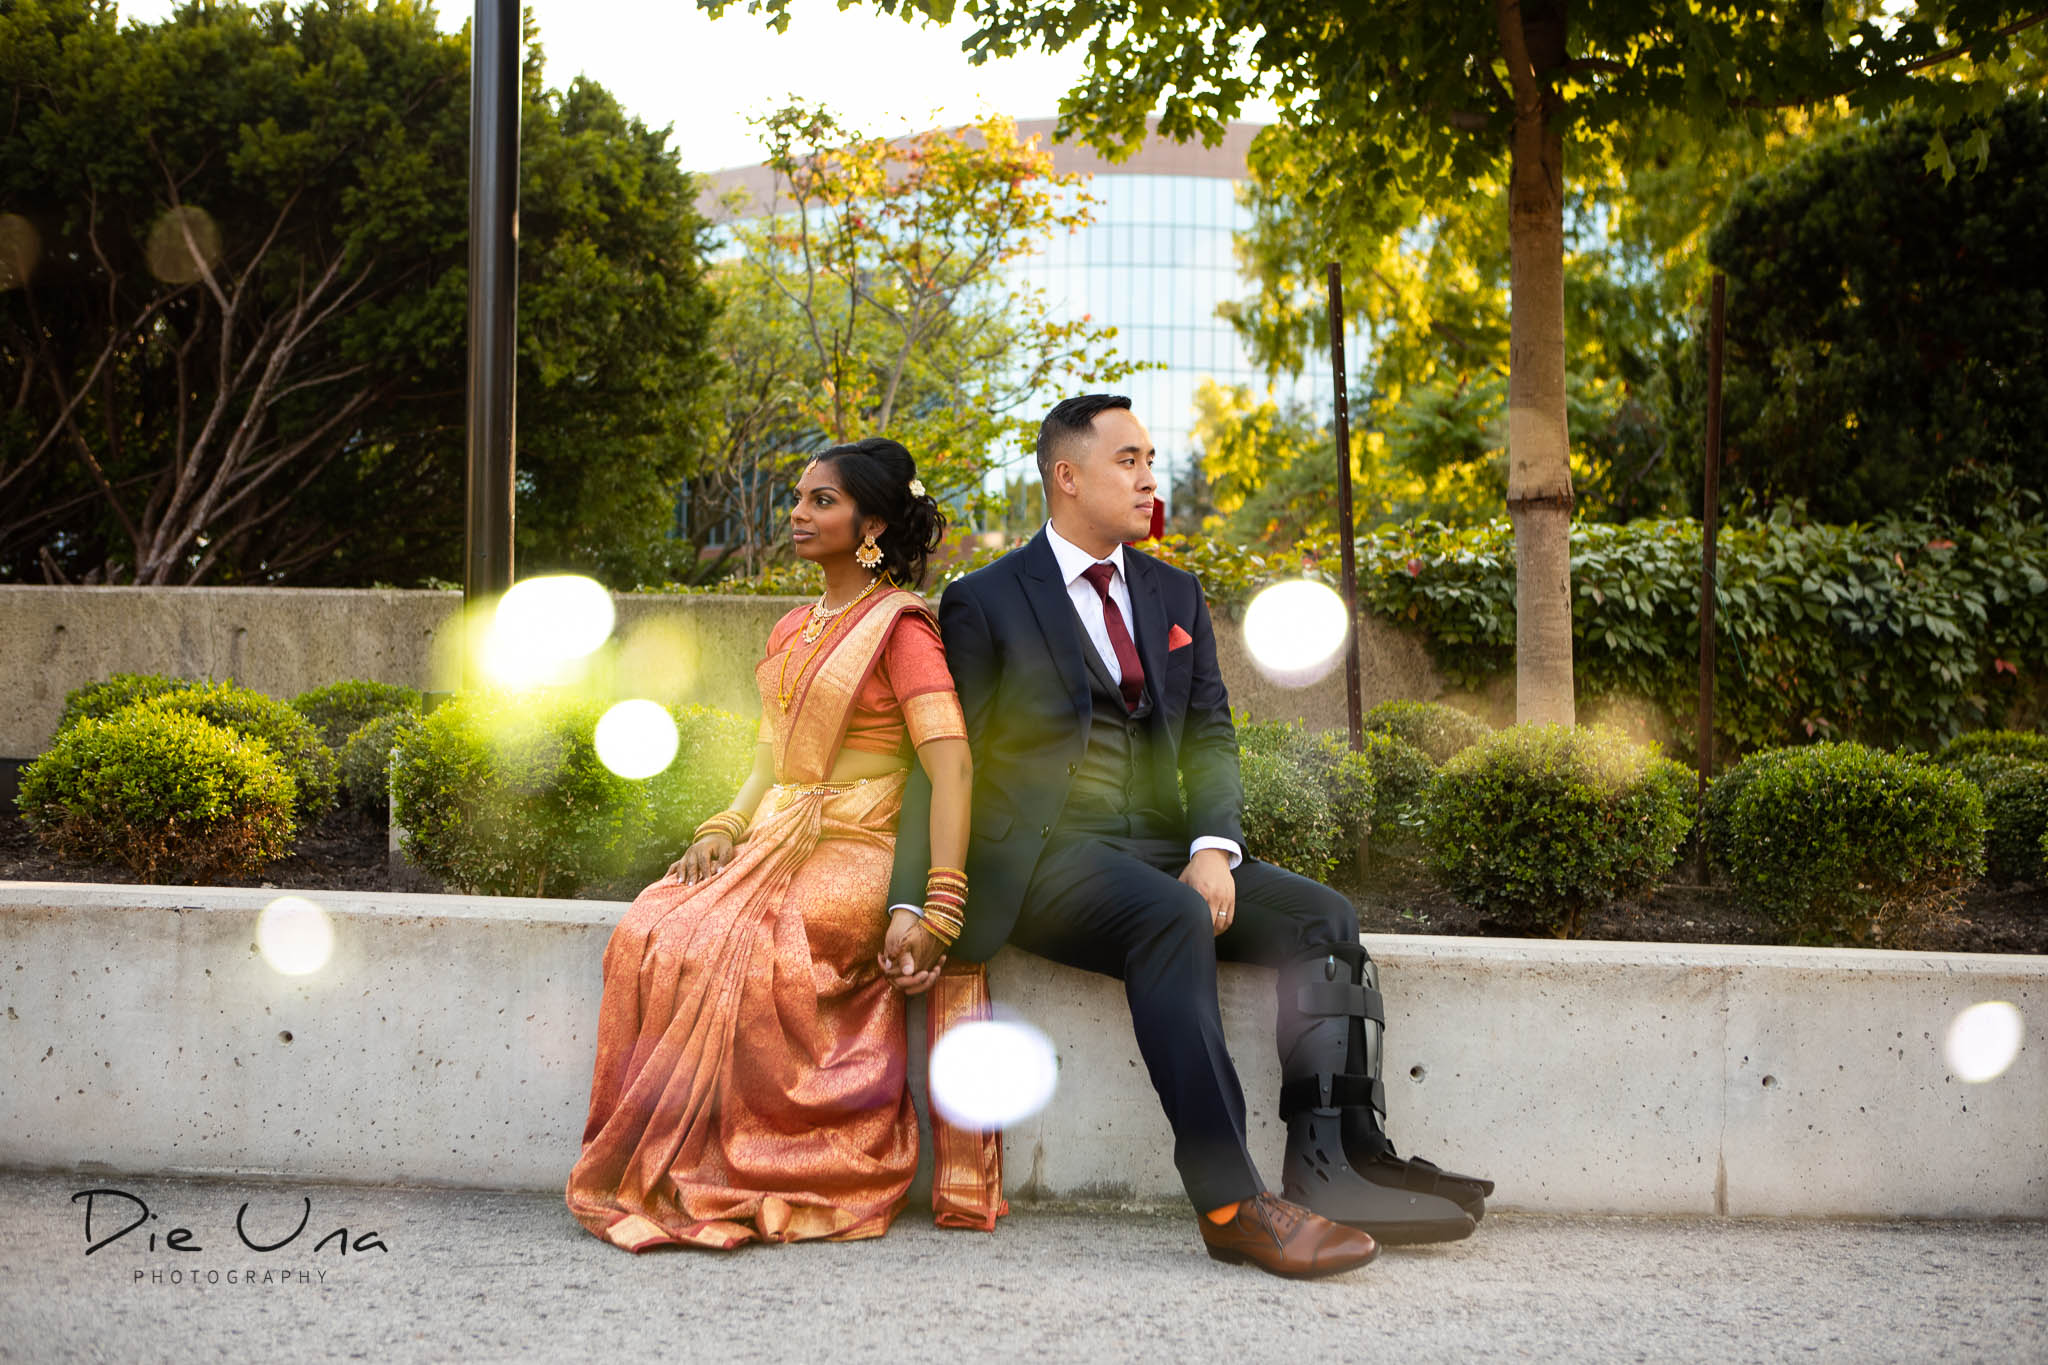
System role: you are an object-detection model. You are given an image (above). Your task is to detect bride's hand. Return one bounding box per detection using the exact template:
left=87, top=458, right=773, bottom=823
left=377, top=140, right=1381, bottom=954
left=667, top=834, right=733, bottom=885
left=877, top=909, right=946, bottom=996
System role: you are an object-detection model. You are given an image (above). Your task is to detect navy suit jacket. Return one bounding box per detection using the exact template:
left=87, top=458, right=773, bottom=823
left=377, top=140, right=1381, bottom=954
left=888, top=528, right=1246, bottom=962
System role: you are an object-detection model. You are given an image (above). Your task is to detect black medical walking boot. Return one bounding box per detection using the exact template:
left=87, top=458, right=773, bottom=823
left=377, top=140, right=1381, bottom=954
left=1276, top=943, right=1492, bottom=1245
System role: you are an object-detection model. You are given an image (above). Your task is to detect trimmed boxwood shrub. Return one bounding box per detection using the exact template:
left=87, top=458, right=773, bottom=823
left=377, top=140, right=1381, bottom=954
left=1978, top=762, right=2048, bottom=888
left=1233, top=716, right=1375, bottom=882
left=338, top=710, right=425, bottom=818
left=16, top=708, right=297, bottom=881
left=140, top=682, right=337, bottom=823
left=292, top=680, right=423, bottom=749
left=1708, top=742, right=1986, bottom=946
left=1421, top=724, right=1694, bottom=938
left=1935, top=729, right=2048, bottom=769
left=390, top=695, right=757, bottom=898
left=1359, top=731, right=1434, bottom=862
left=1362, top=699, right=1491, bottom=766
left=56, top=673, right=198, bottom=734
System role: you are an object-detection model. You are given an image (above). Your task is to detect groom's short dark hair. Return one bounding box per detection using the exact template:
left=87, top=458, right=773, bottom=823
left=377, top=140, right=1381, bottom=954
left=1036, top=394, right=1132, bottom=482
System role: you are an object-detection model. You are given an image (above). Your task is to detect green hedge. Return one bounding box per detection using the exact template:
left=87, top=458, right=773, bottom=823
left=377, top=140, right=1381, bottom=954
left=902, top=509, right=2048, bottom=757
left=1706, top=742, right=1986, bottom=945
left=17, top=708, right=297, bottom=881
left=338, top=710, right=424, bottom=818
left=291, top=680, right=423, bottom=749
left=56, top=673, right=199, bottom=735
left=1362, top=699, right=1492, bottom=766
left=141, top=683, right=337, bottom=823
left=390, top=694, right=755, bottom=898
left=1232, top=717, right=1373, bottom=883
left=1978, top=763, right=2048, bottom=888
left=1420, top=724, right=1694, bottom=938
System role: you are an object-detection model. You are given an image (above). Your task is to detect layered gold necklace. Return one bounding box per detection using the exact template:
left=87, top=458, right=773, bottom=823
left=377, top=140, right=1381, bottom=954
left=778, top=573, right=886, bottom=710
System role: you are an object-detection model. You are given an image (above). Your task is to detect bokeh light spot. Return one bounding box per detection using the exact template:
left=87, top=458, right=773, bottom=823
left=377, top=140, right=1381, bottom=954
left=483, top=574, right=615, bottom=687
left=145, top=205, right=222, bottom=286
left=257, top=896, right=334, bottom=977
left=594, top=699, right=680, bottom=779
left=929, top=1018, right=1058, bottom=1129
left=0, top=213, right=41, bottom=291
left=1944, top=1001, right=2023, bottom=1083
left=1242, top=579, right=1350, bottom=688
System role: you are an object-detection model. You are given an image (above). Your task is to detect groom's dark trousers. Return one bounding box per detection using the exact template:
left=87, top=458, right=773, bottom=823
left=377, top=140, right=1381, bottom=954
left=890, top=530, right=1356, bottom=1211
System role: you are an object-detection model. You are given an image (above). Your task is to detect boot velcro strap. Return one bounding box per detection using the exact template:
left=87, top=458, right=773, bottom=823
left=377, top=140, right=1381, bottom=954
left=1295, top=980, right=1385, bottom=1023
left=1279, top=1072, right=1387, bottom=1121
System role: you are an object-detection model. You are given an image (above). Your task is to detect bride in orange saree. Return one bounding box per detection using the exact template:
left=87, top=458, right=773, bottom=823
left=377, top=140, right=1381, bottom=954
left=567, top=439, right=1003, bottom=1251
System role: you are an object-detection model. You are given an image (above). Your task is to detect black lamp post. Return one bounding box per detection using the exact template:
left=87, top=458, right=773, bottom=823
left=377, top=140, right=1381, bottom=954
left=464, top=0, right=520, bottom=606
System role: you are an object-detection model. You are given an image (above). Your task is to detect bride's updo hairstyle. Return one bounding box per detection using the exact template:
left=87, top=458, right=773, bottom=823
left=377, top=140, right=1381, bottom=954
left=811, top=437, right=947, bottom=588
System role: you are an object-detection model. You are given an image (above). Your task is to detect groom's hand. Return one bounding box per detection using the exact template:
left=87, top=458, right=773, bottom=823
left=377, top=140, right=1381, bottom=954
left=879, top=908, right=947, bottom=996
left=1179, top=847, right=1236, bottom=937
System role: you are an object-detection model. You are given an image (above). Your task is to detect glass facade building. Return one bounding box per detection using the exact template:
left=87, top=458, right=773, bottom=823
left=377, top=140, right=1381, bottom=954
left=701, top=116, right=1321, bottom=517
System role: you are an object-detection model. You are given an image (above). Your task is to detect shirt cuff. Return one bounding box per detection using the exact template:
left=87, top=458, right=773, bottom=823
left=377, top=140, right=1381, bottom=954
left=1190, top=836, right=1242, bottom=869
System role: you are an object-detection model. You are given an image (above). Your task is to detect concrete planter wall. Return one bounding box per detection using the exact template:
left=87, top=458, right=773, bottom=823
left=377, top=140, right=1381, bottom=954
left=0, top=584, right=1449, bottom=763
left=3, top=882, right=2041, bottom=1218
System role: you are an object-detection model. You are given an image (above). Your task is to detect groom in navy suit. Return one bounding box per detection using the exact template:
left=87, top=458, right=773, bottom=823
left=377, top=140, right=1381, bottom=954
left=887, top=394, right=1489, bottom=1277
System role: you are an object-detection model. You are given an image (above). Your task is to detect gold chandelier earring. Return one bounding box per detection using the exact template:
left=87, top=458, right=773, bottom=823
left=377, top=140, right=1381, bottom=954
left=854, top=533, right=883, bottom=570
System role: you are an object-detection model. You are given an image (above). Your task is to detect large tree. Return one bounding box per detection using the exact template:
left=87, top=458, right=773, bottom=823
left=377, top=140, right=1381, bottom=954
left=717, top=0, right=2048, bottom=723
left=0, top=0, right=719, bottom=587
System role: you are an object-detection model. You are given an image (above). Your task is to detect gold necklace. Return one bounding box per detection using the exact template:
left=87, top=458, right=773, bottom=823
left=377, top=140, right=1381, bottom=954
left=778, top=573, right=887, bottom=710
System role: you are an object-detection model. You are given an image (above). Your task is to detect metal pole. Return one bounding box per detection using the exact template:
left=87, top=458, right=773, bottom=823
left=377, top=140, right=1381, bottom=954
left=1695, top=273, right=1726, bottom=880
left=1327, top=262, right=1364, bottom=752
left=465, top=0, right=520, bottom=607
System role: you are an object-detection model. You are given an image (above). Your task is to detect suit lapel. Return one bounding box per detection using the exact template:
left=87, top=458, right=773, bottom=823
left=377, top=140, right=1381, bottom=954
left=1019, top=530, right=1092, bottom=726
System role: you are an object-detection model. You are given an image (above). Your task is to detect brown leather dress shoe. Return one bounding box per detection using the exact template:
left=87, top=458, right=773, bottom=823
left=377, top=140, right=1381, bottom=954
left=1198, top=1192, right=1379, bottom=1279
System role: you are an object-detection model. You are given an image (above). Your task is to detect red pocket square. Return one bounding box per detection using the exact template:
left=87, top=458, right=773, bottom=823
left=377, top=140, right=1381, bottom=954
left=1167, top=624, right=1194, bottom=651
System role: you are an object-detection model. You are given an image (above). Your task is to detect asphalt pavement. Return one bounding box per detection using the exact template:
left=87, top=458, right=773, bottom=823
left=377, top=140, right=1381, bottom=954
left=1, top=1169, right=2042, bottom=1363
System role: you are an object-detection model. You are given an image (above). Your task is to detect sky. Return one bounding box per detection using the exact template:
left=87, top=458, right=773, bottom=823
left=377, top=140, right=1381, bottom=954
left=116, top=1, right=1280, bottom=173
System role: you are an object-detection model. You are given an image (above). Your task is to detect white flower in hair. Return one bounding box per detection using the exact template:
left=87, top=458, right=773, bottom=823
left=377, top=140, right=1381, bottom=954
left=908, top=478, right=926, bottom=497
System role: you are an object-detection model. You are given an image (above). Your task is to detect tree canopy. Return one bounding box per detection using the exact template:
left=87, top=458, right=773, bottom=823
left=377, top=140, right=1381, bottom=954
left=1666, top=94, right=2048, bottom=522
left=750, top=0, right=2048, bottom=722
left=1, top=0, right=719, bottom=587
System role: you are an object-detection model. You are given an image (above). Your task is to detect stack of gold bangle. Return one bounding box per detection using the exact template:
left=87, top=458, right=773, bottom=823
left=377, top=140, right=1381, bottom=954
left=693, top=809, right=749, bottom=845
left=920, top=865, right=967, bottom=947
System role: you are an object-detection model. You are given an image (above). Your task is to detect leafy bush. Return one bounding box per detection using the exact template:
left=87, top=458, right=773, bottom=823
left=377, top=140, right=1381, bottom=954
left=1935, top=730, right=2048, bottom=769
left=1708, top=742, right=1986, bottom=946
left=391, top=695, right=756, bottom=897
left=1978, top=763, right=2048, bottom=888
left=1363, top=699, right=1492, bottom=766
left=1359, top=731, right=1435, bottom=861
left=16, top=709, right=297, bottom=881
left=56, top=673, right=198, bottom=734
left=291, top=680, right=423, bottom=749
left=1234, top=724, right=1347, bottom=883
left=338, top=710, right=424, bottom=818
left=1421, top=724, right=1694, bottom=938
left=140, top=682, right=337, bottom=822
left=621, top=704, right=763, bottom=887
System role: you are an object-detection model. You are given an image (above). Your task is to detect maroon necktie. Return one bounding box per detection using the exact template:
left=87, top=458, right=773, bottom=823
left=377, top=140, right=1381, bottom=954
left=1081, top=561, right=1145, bottom=711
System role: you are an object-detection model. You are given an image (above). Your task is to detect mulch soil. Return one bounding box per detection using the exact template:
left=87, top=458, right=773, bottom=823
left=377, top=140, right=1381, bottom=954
left=3, top=806, right=2043, bottom=955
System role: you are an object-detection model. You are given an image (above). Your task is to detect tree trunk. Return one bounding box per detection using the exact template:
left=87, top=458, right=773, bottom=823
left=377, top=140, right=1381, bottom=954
left=1499, top=0, right=1576, bottom=726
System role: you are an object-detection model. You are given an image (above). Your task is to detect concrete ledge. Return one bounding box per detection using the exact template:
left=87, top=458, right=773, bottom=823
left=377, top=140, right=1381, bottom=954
left=2, top=882, right=2042, bottom=1217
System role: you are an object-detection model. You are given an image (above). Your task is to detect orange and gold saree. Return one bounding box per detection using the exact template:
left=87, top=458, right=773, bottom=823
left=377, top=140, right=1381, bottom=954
left=566, top=587, right=1005, bottom=1251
